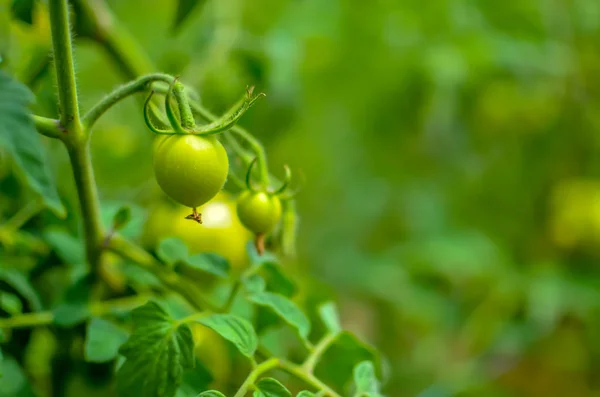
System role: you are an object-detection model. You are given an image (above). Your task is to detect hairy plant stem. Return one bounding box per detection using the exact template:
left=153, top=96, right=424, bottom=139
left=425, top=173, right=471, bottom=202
left=66, top=142, right=104, bottom=273
left=49, top=0, right=104, bottom=278
left=48, top=0, right=82, bottom=133
left=83, top=73, right=175, bottom=129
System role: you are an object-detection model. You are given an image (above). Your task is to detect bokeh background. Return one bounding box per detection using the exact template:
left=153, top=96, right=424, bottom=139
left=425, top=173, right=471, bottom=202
left=3, top=0, right=600, bottom=396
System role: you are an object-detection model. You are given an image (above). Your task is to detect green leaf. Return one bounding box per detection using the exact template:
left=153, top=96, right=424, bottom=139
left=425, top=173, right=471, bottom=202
left=314, top=332, right=380, bottom=394
left=353, top=361, right=380, bottom=395
left=0, top=268, right=42, bottom=311
left=260, top=262, right=296, bottom=297
left=112, top=206, right=132, bottom=231
left=101, top=201, right=146, bottom=240
left=43, top=228, right=85, bottom=265
left=117, top=301, right=195, bottom=397
left=195, top=392, right=226, bottom=397
left=53, top=275, right=93, bottom=327
left=11, top=0, right=35, bottom=25
left=172, top=0, right=207, bottom=31
left=318, top=301, right=341, bottom=335
left=0, top=292, right=22, bottom=315
left=196, top=314, right=257, bottom=358
left=0, top=71, right=65, bottom=217
left=243, top=274, right=266, bottom=294
left=157, top=237, right=189, bottom=266
left=248, top=292, right=311, bottom=340
left=296, top=392, right=315, bottom=397
left=183, top=253, right=230, bottom=278
left=253, top=378, right=291, bottom=397
left=0, top=354, right=34, bottom=396
left=85, top=317, right=128, bottom=363
left=175, top=359, right=213, bottom=397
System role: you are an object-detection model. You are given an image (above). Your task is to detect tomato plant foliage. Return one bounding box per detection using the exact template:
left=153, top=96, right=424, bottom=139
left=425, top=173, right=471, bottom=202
left=0, top=1, right=384, bottom=397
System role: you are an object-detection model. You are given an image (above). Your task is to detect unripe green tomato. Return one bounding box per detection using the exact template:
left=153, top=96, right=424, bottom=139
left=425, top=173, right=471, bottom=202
left=153, top=134, right=229, bottom=208
left=236, top=191, right=282, bottom=234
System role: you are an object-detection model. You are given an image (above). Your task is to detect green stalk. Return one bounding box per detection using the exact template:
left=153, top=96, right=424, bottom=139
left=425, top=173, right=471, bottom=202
left=173, top=81, right=195, bottom=129
left=49, top=0, right=104, bottom=276
left=48, top=0, right=82, bottom=134
left=66, top=143, right=104, bottom=272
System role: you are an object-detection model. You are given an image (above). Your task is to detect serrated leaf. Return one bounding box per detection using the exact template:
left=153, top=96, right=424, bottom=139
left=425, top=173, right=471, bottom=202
left=158, top=237, right=189, bottom=266
left=318, top=301, right=341, bottom=334
left=11, top=0, right=35, bottom=24
left=253, top=378, right=291, bottom=397
left=196, top=391, right=226, bottom=397
left=296, top=392, right=315, bottom=397
left=0, top=268, right=42, bottom=311
left=172, top=0, right=207, bottom=31
left=43, top=228, right=85, bottom=265
left=0, top=71, right=65, bottom=217
left=248, top=292, right=310, bottom=340
left=117, top=301, right=195, bottom=397
left=183, top=253, right=229, bottom=278
left=353, top=361, right=380, bottom=395
left=53, top=275, right=93, bottom=327
left=196, top=314, right=257, bottom=357
left=85, top=317, right=128, bottom=363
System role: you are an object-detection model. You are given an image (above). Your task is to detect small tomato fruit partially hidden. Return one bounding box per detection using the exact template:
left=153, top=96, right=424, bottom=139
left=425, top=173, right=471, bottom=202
left=153, top=134, right=229, bottom=208
left=143, top=193, right=251, bottom=270
left=236, top=191, right=282, bottom=234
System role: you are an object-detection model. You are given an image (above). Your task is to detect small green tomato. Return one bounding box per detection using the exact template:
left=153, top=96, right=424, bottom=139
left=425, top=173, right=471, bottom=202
left=153, top=134, right=229, bottom=209
left=236, top=191, right=282, bottom=235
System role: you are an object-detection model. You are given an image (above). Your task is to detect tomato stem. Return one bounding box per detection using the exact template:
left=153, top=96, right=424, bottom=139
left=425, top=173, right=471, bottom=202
left=173, top=81, right=196, bottom=129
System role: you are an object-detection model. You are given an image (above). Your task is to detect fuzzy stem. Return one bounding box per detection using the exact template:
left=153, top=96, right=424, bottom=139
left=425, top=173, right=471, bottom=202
left=48, top=0, right=82, bottom=134
left=66, top=143, right=104, bottom=273
left=83, top=73, right=175, bottom=129
left=172, top=81, right=195, bottom=129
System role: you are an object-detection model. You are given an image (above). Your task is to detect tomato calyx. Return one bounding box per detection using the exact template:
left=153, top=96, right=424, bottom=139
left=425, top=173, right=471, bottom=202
left=143, top=79, right=265, bottom=138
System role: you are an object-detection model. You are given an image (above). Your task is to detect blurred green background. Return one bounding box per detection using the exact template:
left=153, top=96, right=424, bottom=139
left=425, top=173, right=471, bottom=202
left=3, top=0, right=600, bottom=396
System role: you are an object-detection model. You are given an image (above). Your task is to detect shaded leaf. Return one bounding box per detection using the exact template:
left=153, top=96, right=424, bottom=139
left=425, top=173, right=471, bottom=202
left=158, top=237, right=189, bottom=266
left=314, top=332, right=380, bottom=394
left=183, top=253, right=229, bottom=278
left=254, top=378, right=291, bottom=397
left=11, top=0, right=35, bottom=25
left=196, top=314, right=257, bottom=357
left=172, top=0, right=208, bottom=31
left=85, top=317, right=128, bottom=363
left=318, top=301, right=341, bottom=334
left=175, top=359, right=213, bottom=397
left=0, top=292, right=22, bottom=315
left=0, top=354, right=35, bottom=396
left=0, top=268, right=42, bottom=311
left=117, top=301, right=195, bottom=397
left=296, top=392, right=315, bottom=397
left=52, top=275, right=93, bottom=327
left=0, top=71, right=64, bottom=217
left=248, top=292, right=310, bottom=340
left=43, top=228, right=85, bottom=265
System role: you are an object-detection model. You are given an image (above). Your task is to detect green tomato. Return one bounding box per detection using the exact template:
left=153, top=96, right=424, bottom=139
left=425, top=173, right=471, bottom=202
left=153, top=134, right=229, bottom=208
left=236, top=191, right=282, bottom=234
